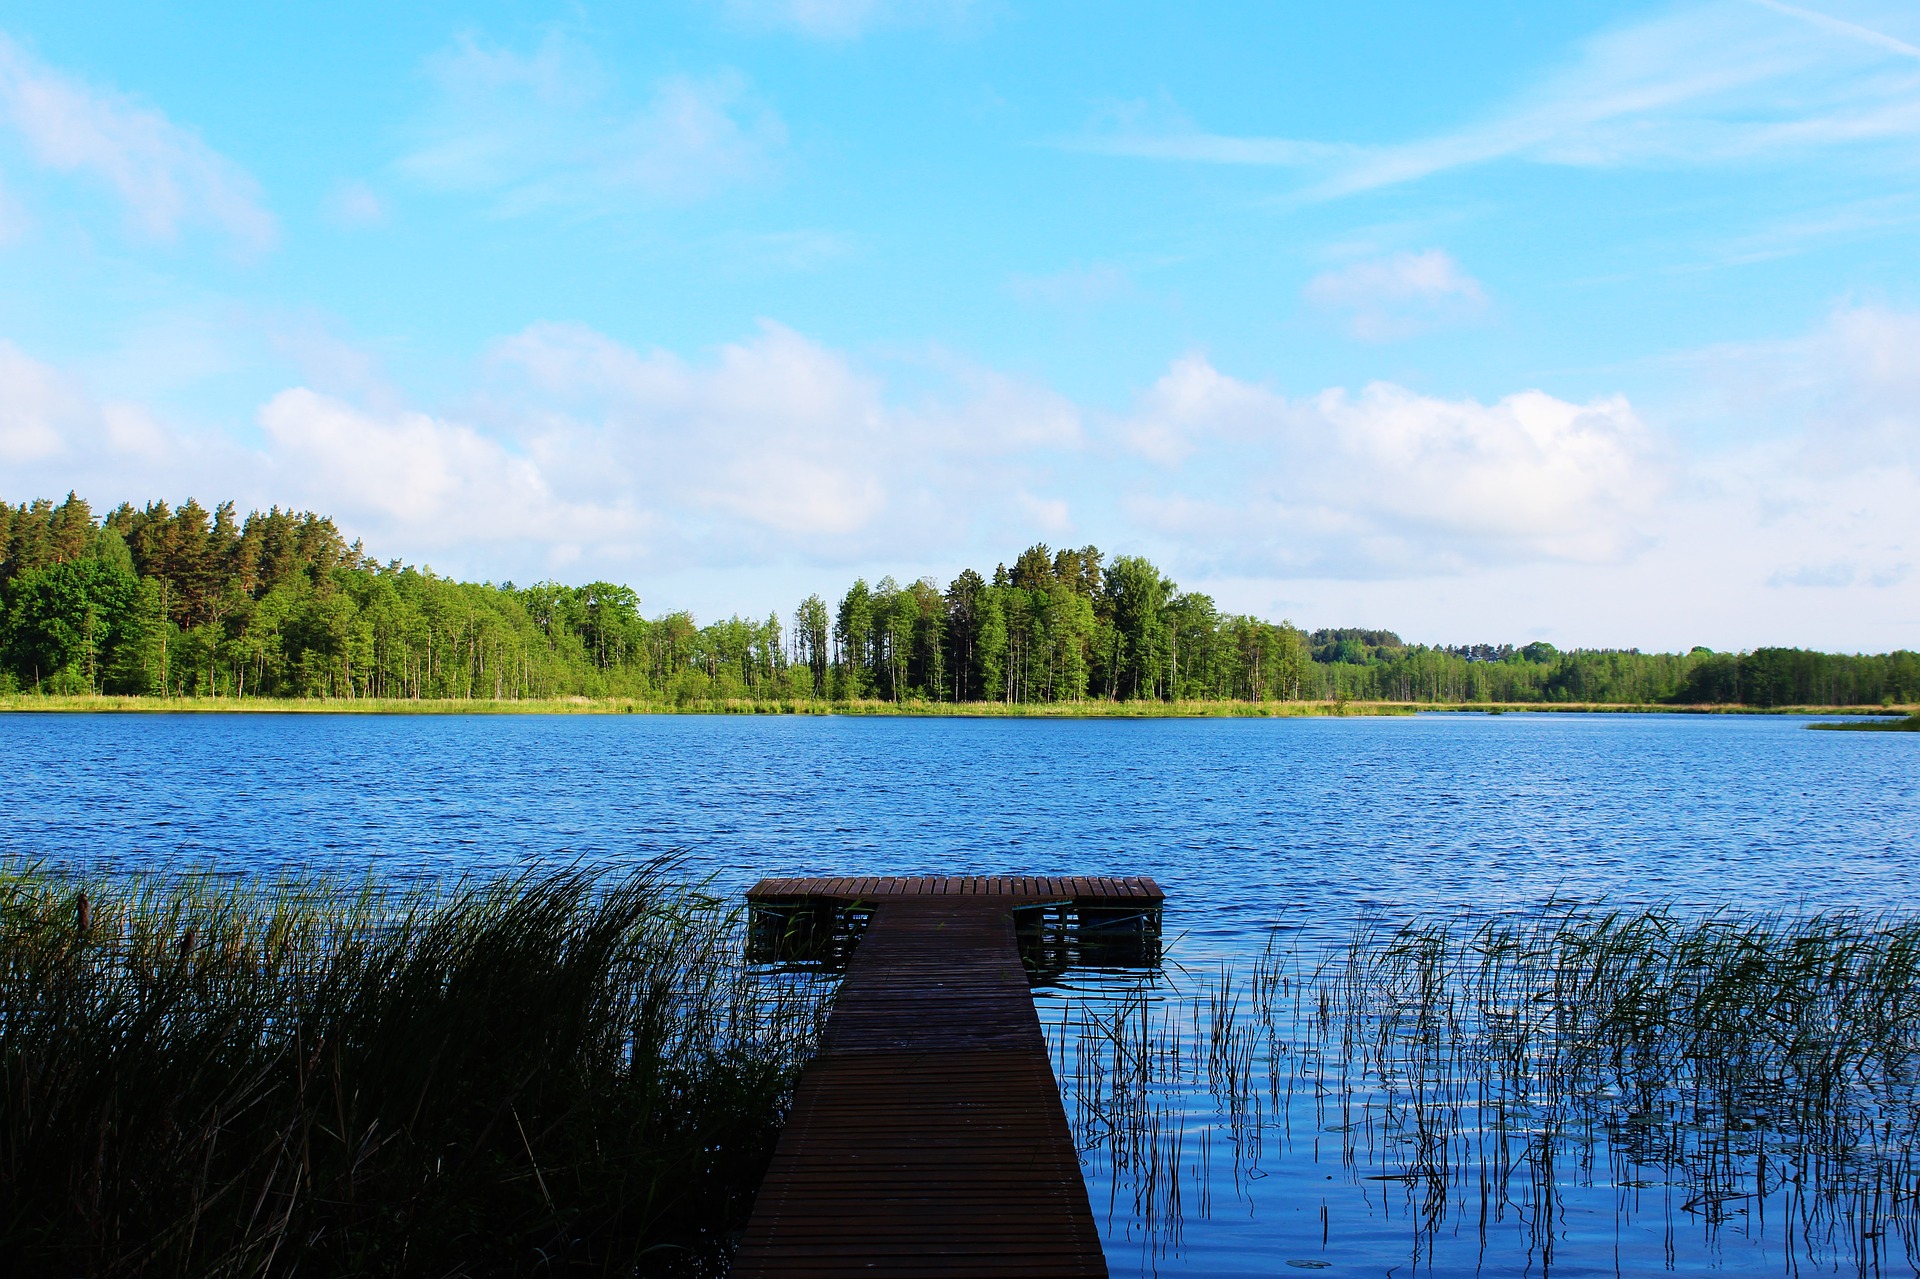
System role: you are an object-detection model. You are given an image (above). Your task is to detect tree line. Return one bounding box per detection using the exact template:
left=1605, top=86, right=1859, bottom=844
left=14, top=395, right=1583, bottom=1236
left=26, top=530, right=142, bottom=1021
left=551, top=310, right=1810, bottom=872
left=4, top=493, right=1915, bottom=707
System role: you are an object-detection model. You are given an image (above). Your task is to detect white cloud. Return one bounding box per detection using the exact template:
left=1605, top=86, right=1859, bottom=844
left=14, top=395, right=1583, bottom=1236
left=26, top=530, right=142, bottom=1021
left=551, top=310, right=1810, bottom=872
left=1151, top=305, right=1919, bottom=647
left=479, top=320, right=1080, bottom=561
left=1119, top=353, right=1275, bottom=467
left=1626, top=431, right=1916, bottom=637
left=1073, top=1, right=1920, bottom=199
left=1120, top=357, right=1659, bottom=573
left=1691, top=302, right=1920, bottom=468
left=1788, top=304, right=1920, bottom=467
left=1303, top=249, right=1487, bottom=340
left=400, top=34, right=785, bottom=212
left=721, top=0, right=976, bottom=41
left=257, top=388, right=634, bottom=549
left=0, top=32, right=274, bottom=251
left=3, top=305, right=1913, bottom=648
left=0, top=339, right=212, bottom=516
left=14, top=320, right=1076, bottom=574
left=1295, top=384, right=1653, bottom=559
left=1014, top=490, right=1072, bottom=535
left=1624, top=302, right=1920, bottom=618
left=0, top=339, right=82, bottom=463
left=0, top=339, right=172, bottom=468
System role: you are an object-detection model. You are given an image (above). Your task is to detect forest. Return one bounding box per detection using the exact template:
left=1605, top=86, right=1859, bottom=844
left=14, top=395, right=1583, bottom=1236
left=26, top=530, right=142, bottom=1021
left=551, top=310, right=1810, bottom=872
left=3, top=492, right=1915, bottom=708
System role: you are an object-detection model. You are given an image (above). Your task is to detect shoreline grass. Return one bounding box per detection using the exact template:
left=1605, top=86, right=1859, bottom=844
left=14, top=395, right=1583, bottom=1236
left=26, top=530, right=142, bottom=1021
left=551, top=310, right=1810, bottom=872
left=1811, top=712, right=1920, bottom=731
left=2, top=693, right=1911, bottom=719
left=0, top=861, right=829, bottom=1277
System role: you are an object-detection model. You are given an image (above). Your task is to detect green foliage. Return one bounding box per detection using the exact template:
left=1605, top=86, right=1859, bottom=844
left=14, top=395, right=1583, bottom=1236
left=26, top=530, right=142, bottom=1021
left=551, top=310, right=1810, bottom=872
left=0, top=862, right=827, bottom=1276
left=1674, top=646, right=1920, bottom=707
left=4, top=496, right=1913, bottom=707
left=3, top=558, right=142, bottom=694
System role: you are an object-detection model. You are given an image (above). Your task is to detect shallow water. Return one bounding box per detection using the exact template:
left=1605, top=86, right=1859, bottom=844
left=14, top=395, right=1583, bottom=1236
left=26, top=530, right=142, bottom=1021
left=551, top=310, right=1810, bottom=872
left=5, top=710, right=1917, bottom=1274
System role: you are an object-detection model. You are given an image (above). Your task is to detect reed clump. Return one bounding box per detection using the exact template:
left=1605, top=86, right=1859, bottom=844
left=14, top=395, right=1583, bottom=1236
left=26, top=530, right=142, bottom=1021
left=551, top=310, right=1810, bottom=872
left=0, top=862, right=828, bottom=1277
left=1053, top=903, right=1920, bottom=1271
left=1812, top=712, right=1920, bottom=731
left=1260, top=905, right=1920, bottom=1265
left=1279, top=905, right=1920, bottom=1153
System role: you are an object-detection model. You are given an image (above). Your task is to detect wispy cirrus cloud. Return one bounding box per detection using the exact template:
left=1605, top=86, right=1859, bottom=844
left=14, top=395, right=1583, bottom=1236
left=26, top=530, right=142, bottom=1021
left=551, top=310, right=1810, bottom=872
left=719, top=0, right=978, bottom=41
left=0, top=32, right=275, bottom=252
left=1303, top=249, right=1487, bottom=341
left=1072, top=1, right=1920, bottom=200
left=1748, top=0, right=1920, bottom=60
left=399, top=33, right=786, bottom=214
left=1063, top=96, right=1349, bottom=166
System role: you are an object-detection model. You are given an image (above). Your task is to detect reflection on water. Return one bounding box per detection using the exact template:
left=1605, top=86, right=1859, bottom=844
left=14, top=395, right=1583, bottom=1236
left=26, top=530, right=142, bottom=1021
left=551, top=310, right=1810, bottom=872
left=745, top=897, right=1163, bottom=978
left=1020, top=902, right=1163, bottom=981
left=1044, top=905, right=1920, bottom=1277
left=745, top=899, right=875, bottom=969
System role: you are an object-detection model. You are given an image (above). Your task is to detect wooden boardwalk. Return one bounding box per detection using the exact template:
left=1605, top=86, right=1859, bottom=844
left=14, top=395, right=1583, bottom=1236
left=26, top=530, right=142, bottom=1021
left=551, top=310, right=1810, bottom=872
left=734, top=876, right=1163, bottom=1278
left=746, top=875, right=1164, bottom=905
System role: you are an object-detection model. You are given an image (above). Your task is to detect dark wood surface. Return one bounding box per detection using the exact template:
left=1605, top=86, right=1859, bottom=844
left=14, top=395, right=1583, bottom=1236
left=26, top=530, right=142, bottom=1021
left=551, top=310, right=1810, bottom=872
left=732, top=891, right=1110, bottom=1278
left=746, top=874, right=1162, bottom=904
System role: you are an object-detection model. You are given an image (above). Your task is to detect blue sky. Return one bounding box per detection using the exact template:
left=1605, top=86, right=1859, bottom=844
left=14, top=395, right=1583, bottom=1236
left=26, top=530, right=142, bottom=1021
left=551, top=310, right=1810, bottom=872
left=1, top=0, right=1916, bottom=649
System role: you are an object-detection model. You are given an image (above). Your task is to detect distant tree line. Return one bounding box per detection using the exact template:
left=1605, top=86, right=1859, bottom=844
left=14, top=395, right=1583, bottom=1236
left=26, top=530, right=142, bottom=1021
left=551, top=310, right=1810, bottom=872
left=4, top=493, right=1915, bottom=707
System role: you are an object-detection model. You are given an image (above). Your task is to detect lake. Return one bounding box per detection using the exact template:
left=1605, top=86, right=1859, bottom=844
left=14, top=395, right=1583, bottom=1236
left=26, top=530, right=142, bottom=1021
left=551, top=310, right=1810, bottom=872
left=5, top=710, right=1917, bottom=1275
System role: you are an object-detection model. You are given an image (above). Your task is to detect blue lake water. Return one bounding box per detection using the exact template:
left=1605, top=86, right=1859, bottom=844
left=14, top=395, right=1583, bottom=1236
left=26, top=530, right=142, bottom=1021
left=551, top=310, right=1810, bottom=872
left=4, top=710, right=1918, bottom=1275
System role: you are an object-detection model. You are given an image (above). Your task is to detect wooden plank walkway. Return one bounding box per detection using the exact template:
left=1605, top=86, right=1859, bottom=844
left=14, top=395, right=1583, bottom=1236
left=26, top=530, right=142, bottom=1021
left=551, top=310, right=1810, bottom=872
left=735, top=876, right=1162, bottom=1277
left=747, top=874, right=1163, bottom=905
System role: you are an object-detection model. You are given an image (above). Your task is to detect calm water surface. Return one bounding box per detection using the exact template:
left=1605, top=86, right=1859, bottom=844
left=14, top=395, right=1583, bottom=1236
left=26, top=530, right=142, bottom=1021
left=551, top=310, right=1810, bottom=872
left=4, top=711, right=1917, bottom=1275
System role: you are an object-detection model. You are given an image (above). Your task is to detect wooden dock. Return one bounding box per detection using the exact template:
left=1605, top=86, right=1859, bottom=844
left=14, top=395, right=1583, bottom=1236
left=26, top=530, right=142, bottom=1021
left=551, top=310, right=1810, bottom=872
left=746, top=875, right=1165, bottom=904
left=733, top=876, right=1164, bottom=1278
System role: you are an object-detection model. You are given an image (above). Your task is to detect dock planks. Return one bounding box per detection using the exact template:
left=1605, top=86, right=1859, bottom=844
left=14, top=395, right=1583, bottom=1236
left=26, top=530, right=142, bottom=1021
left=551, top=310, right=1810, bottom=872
left=746, top=874, right=1163, bottom=906
left=734, top=876, right=1160, bottom=1277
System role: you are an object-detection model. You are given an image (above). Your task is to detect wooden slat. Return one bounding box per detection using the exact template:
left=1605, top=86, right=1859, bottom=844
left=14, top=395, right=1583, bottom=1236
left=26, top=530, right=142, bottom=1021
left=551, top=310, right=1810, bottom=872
left=746, top=875, right=1163, bottom=907
left=735, top=895, right=1108, bottom=1278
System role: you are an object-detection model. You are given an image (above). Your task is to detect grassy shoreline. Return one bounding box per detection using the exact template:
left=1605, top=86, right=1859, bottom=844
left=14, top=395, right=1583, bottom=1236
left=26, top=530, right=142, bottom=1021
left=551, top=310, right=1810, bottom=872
left=1810, top=713, right=1920, bottom=731
left=1, top=693, right=1913, bottom=718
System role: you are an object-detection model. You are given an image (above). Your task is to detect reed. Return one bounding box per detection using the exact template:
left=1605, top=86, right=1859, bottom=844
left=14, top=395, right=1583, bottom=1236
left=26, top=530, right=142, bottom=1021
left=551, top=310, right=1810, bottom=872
left=14, top=693, right=1913, bottom=718
left=0, top=693, right=1418, bottom=718
left=1269, top=906, right=1920, bottom=1255
left=1054, top=903, right=1920, bottom=1271
left=0, top=862, right=829, bottom=1277
left=1812, top=712, right=1920, bottom=731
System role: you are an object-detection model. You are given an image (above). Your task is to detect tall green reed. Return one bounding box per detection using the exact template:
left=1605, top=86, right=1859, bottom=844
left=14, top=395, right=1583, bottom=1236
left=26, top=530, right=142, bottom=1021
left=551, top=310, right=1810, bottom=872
left=1055, top=903, right=1920, bottom=1271
left=0, top=861, right=829, bottom=1277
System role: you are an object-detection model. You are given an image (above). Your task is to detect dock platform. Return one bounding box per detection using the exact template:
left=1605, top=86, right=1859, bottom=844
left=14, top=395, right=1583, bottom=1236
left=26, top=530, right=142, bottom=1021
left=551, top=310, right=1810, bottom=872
left=746, top=875, right=1164, bottom=904
left=733, top=875, right=1164, bottom=1278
